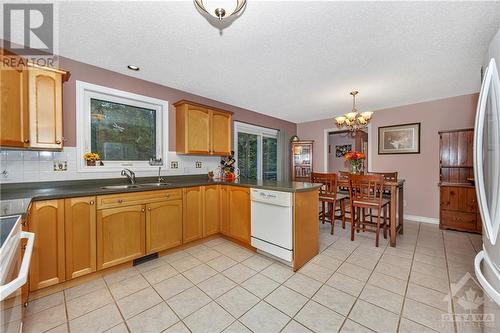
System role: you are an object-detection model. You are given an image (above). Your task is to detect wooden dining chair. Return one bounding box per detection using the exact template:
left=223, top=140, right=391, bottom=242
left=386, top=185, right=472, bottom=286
left=347, top=174, right=390, bottom=247
left=311, top=172, right=348, bottom=234
left=338, top=171, right=350, bottom=193
left=367, top=172, right=398, bottom=222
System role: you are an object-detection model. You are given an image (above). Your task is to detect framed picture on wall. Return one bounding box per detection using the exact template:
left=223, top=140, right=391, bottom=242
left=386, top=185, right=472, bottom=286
left=378, top=122, right=421, bottom=154
left=335, top=144, right=352, bottom=157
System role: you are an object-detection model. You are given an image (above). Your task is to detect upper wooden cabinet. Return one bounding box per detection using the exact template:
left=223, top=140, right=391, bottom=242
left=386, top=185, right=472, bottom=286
left=175, top=100, right=232, bottom=156
left=0, top=60, right=69, bottom=150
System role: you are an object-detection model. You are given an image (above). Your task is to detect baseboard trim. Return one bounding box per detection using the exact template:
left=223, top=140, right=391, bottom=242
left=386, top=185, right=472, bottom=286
left=404, top=214, right=439, bottom=224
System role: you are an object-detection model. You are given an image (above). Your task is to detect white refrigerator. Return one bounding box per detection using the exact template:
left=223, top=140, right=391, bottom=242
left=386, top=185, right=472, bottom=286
left=474, top=28, right=500, bottom=306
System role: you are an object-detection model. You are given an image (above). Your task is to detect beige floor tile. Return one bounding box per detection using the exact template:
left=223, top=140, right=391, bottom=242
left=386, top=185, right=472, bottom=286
left=116, top=286, right=163, bottom=319
left=183, top=263, right=218, bottom=284
left=406, top=283, right=449, bottom=311
left=170, top=255, right=202, bottom=272
left=284, top=273, right=322, bottom=298
left=197, top=273, right=237, bottom=299
left=240, top=301, right=290, bottom=333
left=241, top=254, right=273, bottom=271
left=153, top=274, right=194, bottom=300
left=295, top=300, right=344, bottom=333
left=45, top=323, right=69, bottom=333
left=265, top=286, right=308, bottom=317
left=163, top=321, right=191, bottom=333
left=326, top=272, right=365, bottom=297
left=359, top=284, right=404, bottom=314
left=141, top=263, right=178, bottom=285
left=126, top=302, right=179, bottom=333
left=322, top=247, right=352, bottom=261
left=191, top=248, right=222, bottom=262
left=346, top=254, right=378, bottom=271
left=310, top=253, right=343, bottom=270
left=282, top=320, right=313, bottom=333
left=348, top=299, right=399, bottom=333
left=340, top=320, right=375, bottom=333
left=223, top=247, right=254, bottom=262
left=217, top=286, right=260, bottom=318
left=1, top=319, right=21, bottom=333
left=240, top=273, right=280, bottom=298
left=403, top=298, right=454, bottom=333
left=167, top=286, right=211, bottom=318
left=374, top=261, right=410, bottom=280
left=379, top=253, right=412, bottom=269
left=23, top=304, right=67, bottom=333
left=184, top=301, right=235, bottom=333
left=103, top=267, right=140, bottom=285
left=66, top=287, right=114, bottom=320
left=398, top=318, right=438, bottom=333
left=161, top=250, right=190, bottom=264
left=312, top=285, right=356, bottom=316
left=222, top=320, right=251, bottom=333
left=298, top=262, right=334, bottom=283
left=410, top=271, right=450, bottom=294
left=135, top=257, right=167, bottom=273
left=223, top=263, right=257, bottom=284
left=415, top=245, right=445, bottom=258
left=25, top=292, right=64, bottom=316
left=412, top=260, right=448, bottom=279
left=108, top=274, right=149, bottom=300
left=384, top=246, right=414, bottom=259
left=337, top=262, right=371, bottom=282
left=203, top=237, right=227, bottom=248
left=64, top=277, right=107, bottom=301
left=185, top=244, right=211, bottom=256
left=69, top=303, right=122, bottom=333
left=104, top=322, right=129, bottom=333
left=367, top=271, right=407, bottom=296
left=259, top=262, right=294, bottom=283
left=207, top=255, right=238, bottom=272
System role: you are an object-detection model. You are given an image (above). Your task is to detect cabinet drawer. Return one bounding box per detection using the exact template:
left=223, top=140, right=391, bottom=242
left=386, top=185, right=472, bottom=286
left=97, top=189, right=182, bottom=209
left=441, top=211, right=477, bottom=231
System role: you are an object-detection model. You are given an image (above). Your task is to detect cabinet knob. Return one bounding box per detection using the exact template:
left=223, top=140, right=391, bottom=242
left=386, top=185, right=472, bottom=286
left=23, top=139, right=30, bottom=143
left=117, top=199, right=123, bottom=203
left=141, top=208, right=145, bottom=212
left=148, top=207, right=151, bottom=211
left=89, top=200, right=95, bottom=205
left=165, top=194, right=170, bottom=198
left=56, top=140, right=62, bottom=144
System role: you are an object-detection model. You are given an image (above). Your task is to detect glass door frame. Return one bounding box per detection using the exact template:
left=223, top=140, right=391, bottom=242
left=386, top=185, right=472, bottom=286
left=234, top=121, right=280, bottom=180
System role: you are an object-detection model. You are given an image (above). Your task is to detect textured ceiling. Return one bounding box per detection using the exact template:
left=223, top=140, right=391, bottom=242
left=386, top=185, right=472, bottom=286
left=52, top=1, right=500, bottom=123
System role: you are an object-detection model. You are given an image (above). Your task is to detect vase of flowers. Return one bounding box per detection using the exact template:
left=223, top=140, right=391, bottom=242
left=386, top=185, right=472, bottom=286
left=83, top=152, right=100, bottom=166
left=344, top=151, right=365, bottom=174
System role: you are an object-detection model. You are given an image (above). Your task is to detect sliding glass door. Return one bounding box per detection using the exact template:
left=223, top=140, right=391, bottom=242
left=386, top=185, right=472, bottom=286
left=235, top=122, right=279, bottom=181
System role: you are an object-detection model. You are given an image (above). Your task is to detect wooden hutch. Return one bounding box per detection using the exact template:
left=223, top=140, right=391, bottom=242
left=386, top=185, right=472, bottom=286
left=439, top=128, right=481, bottom=233
left=291, top=140, right=314, bottom=181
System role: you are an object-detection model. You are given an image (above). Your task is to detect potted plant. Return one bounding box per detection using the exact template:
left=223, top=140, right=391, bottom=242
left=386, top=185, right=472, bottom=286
left=344, top=151, right=365, bottom=174
left=83, top=152, right=100, bottom=166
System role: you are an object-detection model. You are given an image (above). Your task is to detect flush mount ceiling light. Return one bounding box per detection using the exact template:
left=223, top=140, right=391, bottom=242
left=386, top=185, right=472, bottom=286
left=335, top=91, right=374, bottom=131
left=127, top=65, right=140, bottom=71
left=194, top=0, right=247, bottom=21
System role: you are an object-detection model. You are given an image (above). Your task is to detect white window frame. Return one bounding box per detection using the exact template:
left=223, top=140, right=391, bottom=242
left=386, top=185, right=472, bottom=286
left=76, top=81, right=168, bottom=172
left=234, top=121, right=280, bottom=180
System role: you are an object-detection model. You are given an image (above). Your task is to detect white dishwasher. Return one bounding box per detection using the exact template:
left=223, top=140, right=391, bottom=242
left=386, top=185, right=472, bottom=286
left=250, top=188, right=293, bottom=263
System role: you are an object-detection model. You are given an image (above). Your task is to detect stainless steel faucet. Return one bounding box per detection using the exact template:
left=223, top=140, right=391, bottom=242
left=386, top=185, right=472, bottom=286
left=121, top=168, right=136, bottom=184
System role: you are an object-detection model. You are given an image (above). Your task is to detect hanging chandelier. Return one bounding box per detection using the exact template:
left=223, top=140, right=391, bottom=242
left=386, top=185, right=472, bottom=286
left=335, top=91, right=373, bottom=131
left=194, top=0, right=247, bottom=21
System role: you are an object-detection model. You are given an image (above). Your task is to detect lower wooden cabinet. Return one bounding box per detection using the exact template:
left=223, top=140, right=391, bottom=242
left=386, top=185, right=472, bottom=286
left=220, top=186, right=230, bottom=236
left=146, top=200, right=183, bottom=254
left=228, top=187, right=251, bottom=244
left=97, top=205, right=146, bottom=270
left=204, top=185, right=220, bottom=237
left=65, top=196, right=97, bottom=279
left=440, top=186, right=481, bottom=233
left=183, top=187, right=203, bottom=243
left=29, top=199, right=65, bottom=291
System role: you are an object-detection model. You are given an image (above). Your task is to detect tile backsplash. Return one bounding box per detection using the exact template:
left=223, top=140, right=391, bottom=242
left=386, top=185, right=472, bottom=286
left=0, top=147, right=221, bottom=184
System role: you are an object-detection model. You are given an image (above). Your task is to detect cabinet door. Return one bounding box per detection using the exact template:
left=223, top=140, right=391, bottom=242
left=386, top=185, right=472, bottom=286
left=228, top=187, right=251, bottom=244
left=65, top=197, right=96, bottom=280
left=28, top=68, right=63, bottom=149
left=220, top=186, right=229, bottom=236
left=0, top=62, right=29, bottom=147
left=187, top=106, right=210, bottom=154
left=29, top=200, right=65, bottom=291
left=97, top=205, right=145, bottom=270
left=146, top=200, right=183, bottom=254
left=183, top=187, right=203, bottom=243
left=211, top=110, right=231, bottom=155
left=204, top=185, right=220, bottom=237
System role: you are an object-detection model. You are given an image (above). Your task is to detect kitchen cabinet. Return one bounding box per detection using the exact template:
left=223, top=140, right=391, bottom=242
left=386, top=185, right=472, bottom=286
left=220, top=186, right=230, bottom=236
left=97, top=205, right=145, bottom=270
left=174, top=100, right=232, bottom=156
left=146, top=199, right=183, bottom=254
left=228, top=187, right=251, bottom=244
left=29, top=199, right=65, bottom=291
left=203, top=185, right=220, bottom=237
left=64, top=196, right=96, bottom=279
left=0, top=61, right=69, bottom=150
left=183, top=186, right=203, bottom=243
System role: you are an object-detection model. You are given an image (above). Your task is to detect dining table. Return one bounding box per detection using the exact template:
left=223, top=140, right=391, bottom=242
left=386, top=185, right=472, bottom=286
left=337, top=177, right=405, bottom=247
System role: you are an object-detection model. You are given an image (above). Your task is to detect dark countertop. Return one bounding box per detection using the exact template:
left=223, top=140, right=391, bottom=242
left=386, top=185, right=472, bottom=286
left=0, top=175, right=322, bottom=217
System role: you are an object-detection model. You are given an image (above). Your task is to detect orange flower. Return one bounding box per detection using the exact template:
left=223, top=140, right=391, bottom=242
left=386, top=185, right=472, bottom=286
left=344, top=151, right=365, bottom=161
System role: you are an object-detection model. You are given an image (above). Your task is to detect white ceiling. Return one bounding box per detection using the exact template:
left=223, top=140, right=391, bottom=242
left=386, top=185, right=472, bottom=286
left=54, top=1, right=500, bottom=123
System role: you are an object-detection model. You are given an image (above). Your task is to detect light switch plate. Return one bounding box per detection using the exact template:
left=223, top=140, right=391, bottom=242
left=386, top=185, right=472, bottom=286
left=53, top=161, right=67, bottom=171
left=170, top=161, right=179, bottom=169
left=195, top=162, right=202, bottom=168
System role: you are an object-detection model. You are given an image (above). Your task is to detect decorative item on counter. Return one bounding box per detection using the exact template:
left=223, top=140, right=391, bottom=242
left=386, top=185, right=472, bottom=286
left=220, top=151, right=238, bottom=181
left=344, top=151, right=365, bottom=174
left=290, top=135, right=300, bottom=142
left=83, top=152, right=100, bottom=166
left=208, top=171, right=214, bottom=179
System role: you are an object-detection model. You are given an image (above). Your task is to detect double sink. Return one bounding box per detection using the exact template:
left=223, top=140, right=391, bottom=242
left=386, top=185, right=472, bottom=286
left=101, top=183, right=172, bottom=190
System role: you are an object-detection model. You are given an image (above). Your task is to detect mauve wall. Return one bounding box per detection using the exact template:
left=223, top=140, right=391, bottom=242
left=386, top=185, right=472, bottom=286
left=58, top=57, right=296, bottom=149
left=297, top=93, right=479, bottom=220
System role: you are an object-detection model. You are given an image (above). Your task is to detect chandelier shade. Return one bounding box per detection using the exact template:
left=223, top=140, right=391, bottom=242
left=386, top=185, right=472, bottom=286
left=335, top=91, right=373, bottom=131
left=194, top=0, right=247, bottom=20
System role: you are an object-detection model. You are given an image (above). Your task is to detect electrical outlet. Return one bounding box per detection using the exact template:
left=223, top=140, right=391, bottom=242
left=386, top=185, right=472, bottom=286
left=170, top=161, right=179, bottom=169
left=195, top=161, right=202, bottom=168
left=53, top=161, right=67, bottom=171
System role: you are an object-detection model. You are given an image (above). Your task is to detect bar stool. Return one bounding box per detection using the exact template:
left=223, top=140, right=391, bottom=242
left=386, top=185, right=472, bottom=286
left=367, top=172, right=398, bottom=222
left=311, top=172, right=347, bottom=234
